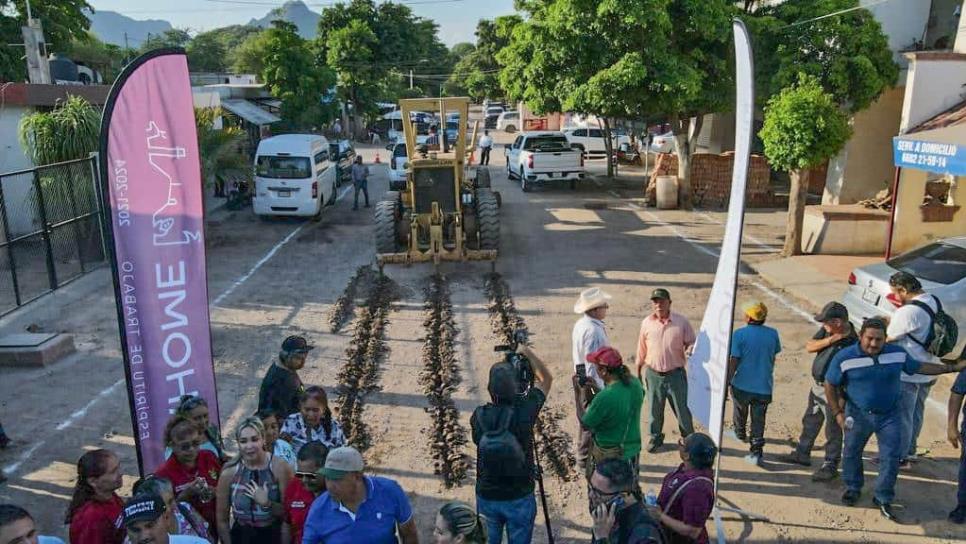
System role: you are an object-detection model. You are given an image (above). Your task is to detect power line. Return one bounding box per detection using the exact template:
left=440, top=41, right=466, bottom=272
left=203, top=0, right=468, bottom=6
left=778, top=0, right=893, bottom=30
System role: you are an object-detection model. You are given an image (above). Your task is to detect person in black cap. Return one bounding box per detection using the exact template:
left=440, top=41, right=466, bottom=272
left=122, top=493, right=209, bottom=544
left=649, top=432, right=716, bottom=543
left=258, top=336, right=312, bottom=418
left=779, top=302, right=857, bottom=482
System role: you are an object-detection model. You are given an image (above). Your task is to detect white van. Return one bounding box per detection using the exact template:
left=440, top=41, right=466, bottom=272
left=253, top=134, right=337, bottom=218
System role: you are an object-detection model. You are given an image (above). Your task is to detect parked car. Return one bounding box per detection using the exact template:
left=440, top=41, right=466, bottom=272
left=328, top=139, right=355, bottom=186
left=841, top=236, right=966, bottom=355
left=496, top=111, right=519, bottom=132
left=253, top=134, right=337, bottom=218
left=505, top=131, right=585, bottom=192
left=387, top=141, right=408, bottom=191
left=563, top=127, right=631, bottom=159
left=484, top=106, right=504, bottom=129
left=649, top=131, right=674, bottom=153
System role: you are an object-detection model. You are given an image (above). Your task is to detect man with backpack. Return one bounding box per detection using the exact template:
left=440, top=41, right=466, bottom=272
left=887, top=271, right=960, bottom=465
left=471, top=344, right=554, bottom=544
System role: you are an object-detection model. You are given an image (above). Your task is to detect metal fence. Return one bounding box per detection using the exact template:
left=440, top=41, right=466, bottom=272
left=0, top=156, right=105, bottom=315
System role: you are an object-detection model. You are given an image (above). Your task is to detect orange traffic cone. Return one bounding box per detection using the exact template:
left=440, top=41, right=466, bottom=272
left=374, top=152, right=381, bottom=164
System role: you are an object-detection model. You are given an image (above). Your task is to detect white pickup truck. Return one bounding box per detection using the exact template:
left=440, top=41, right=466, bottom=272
left=505, top=131, right=585, bottom=192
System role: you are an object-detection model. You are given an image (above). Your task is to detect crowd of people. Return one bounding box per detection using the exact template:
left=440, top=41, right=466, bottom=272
left=2, top=270, right=966, bottom=543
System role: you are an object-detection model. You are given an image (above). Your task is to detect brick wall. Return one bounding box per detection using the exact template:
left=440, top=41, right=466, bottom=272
left=645, top=152, right=777, bottom=208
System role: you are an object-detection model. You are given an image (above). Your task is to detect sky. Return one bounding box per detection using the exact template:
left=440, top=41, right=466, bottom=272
left=88, top=0, right=517, bottom=46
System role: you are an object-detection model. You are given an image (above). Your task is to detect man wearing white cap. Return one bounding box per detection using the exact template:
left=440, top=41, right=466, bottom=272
left=572, top=287, right=612, bottom=469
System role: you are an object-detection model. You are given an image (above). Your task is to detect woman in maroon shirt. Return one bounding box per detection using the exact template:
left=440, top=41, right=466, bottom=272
left=66, top=449, right=126, bottom=544
left=652, top=433, right=716, bottom=543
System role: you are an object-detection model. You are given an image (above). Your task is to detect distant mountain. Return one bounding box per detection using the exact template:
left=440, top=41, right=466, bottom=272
left=86, top=9, right=173, bottom=47
left=248, top=0, right=321, bottom=39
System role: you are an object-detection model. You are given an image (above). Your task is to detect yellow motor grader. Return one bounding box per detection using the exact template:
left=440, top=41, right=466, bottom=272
left=375, top=97, right=499, bottom=265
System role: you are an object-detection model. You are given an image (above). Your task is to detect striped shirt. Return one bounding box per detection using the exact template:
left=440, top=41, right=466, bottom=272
left=824, top=343, right=921, bottom=413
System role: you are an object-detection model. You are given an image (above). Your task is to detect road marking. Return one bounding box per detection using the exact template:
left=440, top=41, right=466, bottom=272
left=3, top=378, right=124, bottom=476
left=211, top=225, right=306, bottom=307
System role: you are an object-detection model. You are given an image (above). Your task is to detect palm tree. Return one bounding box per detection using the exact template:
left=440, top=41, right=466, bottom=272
left=194, top=107, right=249, bottom=198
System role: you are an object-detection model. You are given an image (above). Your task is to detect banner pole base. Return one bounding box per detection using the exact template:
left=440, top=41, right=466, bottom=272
left=713, top=500, right=771, bottom=544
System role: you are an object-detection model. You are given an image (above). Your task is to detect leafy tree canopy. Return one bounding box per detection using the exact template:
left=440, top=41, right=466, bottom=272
left=0, top=0, right=92, bottom=81
left=262, top=20, right=336, bottom=129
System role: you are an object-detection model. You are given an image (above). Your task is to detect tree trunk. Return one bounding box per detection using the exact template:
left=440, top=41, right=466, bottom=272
left=602, top=117, right=614, bottom=178
left=671, top=113, right=703, bottom=210
left=782, top=168, right=810, bottom=257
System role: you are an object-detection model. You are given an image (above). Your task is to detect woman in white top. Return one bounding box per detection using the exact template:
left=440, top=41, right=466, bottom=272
left=256, top=409, right=297, bottom=469
left=279, top=386, right=345, bottom=452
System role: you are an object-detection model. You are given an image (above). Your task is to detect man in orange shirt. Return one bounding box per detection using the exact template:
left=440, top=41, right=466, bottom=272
left=636, top=288, right=696, bottom=453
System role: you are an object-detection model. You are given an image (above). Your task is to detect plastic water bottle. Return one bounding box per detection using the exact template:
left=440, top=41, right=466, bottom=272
left=645, top=489, right=658, bottom=507
left=844, top=416, right=854, bottom=430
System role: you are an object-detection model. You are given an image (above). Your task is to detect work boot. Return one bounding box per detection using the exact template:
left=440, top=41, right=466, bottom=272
left=811, top=463, right=838, bottom=482
left=733, top=426, right=747, bottom=442
left=778, top=450, right=811, bottom=467
left=841, top=489, right=860, bottom=506
left=949, top=505, right=966, bottom=524
left=646, top=437, right=664, bottom=454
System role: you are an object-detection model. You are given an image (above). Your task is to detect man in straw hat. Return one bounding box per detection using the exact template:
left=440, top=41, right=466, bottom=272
left=572, top=287, right=612, bottom=469
left=635, top=288, right=697, bottom=454
left=729, top=301, right=782, bottom=465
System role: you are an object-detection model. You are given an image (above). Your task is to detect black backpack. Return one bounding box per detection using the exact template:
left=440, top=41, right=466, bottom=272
left=477, top=406, right=530, bottom=480
left=908, top=297, right=959, bottom=357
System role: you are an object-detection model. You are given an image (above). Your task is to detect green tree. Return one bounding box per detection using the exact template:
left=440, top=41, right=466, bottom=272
left=450, top=42, right=475, bottom=59
left=499, top=0, right=732, bottom=183
left=229, top=30, right=270, bottom=74
left=446, top=16, right=520, bottom=101
left=326, top=19, right=380, bottom=137
left=139, top=28, right=191, bottom=54
left=752, top=0, right=898, bottom=114
left=0, top=0, right=93, bottom=82
left=62, top=32, right=132, bottom=83
left=262, top=20, right=336, bottom=129
left=760, top=76, right=851, bottom=256
left=18, top=95, right=99, bottom=165
left=189, top=25, right=261, bottom=73
left=194, top=107, right=248, bottom=189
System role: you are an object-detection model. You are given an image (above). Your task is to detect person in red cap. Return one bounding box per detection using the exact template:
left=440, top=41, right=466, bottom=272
left=581, top=346, right=645, bottom=480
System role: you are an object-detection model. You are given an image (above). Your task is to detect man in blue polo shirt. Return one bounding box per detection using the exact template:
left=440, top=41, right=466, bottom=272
left=301, top=446, right=418, bottom=544
left=825, top=318, right=965, bottom=523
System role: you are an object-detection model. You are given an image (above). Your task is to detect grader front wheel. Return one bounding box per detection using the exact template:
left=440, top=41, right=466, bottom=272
left=476, top=189, right=500, bottom=251
left=375, top=196, right=400, bottom=254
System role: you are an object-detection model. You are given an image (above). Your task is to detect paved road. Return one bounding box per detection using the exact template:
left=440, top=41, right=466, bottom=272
left=0, top=139, right=963, bottom=542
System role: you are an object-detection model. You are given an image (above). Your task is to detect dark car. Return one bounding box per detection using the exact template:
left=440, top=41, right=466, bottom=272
left=485, top=113, right=500, bottom=129
left=329, top=139, right=356, bottom=186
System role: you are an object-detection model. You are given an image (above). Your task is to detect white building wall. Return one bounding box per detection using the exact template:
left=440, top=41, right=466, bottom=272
left=899, top=56, right=966, bottom=132
left=861, top=0, right=932, bottom=67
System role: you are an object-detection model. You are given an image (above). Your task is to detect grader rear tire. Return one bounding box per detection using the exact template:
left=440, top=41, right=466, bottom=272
left=375, top=196, right=400, bottom=254
left=476, top=189, right=499, bottom=251
left=476, top=167, right=491, bottom=188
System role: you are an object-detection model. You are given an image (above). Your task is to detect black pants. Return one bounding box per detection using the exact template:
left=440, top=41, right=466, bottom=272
left=231, top=522, right=281, bottom=544
left=732, top=386, right=771, bottom=455
left=481, top=146, right=492, bottom=165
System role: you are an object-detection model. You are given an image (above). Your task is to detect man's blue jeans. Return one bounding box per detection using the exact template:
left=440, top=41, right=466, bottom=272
left=899, top=380, right=934, bottom=459
left=959, top=429, right=966, bottom=507
left=477, top=493, right=537, bottom=544
left=842, top=404, right=903, bottom=503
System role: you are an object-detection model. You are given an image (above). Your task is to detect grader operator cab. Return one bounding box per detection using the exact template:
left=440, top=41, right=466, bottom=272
left=375, top=97, right=499, bottom=265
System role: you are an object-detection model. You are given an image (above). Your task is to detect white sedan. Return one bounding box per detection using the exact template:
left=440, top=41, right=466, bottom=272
left=841, top=236, right=966, bottom=356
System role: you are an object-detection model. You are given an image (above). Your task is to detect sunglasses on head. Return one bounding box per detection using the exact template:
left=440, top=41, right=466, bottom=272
left=179, top=396, right=206, bottom=411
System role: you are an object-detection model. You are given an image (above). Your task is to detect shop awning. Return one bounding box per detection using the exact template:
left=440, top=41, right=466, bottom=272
left=892, top=100, right=966, bottom=176
left=221, top=99, right=281, bottom=126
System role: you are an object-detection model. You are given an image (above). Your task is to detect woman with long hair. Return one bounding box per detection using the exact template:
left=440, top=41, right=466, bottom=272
left=215, top=416, right=292, bottom=544
left=581, top=346, right=645, bottom=478
left=279, top=386, right=345, bottom=452
left=154, top=413, right=222, bottom=535
left=433, top=502, right=487, bottom=544
left=128, top=475, right=211, bottom=541
left=66, top=449, right=125, bottom=544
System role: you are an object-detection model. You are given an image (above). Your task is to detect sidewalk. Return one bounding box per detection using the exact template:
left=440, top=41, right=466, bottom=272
left=750, top=254, right=883, bottom=312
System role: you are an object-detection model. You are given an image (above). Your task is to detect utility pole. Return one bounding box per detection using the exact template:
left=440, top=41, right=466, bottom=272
left=22, top=0, right=51, bottom=84
left=409, top=69, right=413, bottom=90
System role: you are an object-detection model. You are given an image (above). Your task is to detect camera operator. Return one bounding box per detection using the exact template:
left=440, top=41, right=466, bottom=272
left=471, top=344, right=553, bottom=544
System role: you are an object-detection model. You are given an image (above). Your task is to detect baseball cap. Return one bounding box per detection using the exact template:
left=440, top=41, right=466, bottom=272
left=281, top=335, right=314, bottom=353
left=587, top=346, right=623, bottom=368
left=322, top=446, right=364, bottom=480
left=650, top=288, right=671, bottom=301
left=814, top=301, right=848, bottom=322
left=122, top=494, right=165, bottom=526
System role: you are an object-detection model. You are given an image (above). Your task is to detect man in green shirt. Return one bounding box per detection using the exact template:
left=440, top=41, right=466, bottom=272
left=581, top=346, right=645, bottom=479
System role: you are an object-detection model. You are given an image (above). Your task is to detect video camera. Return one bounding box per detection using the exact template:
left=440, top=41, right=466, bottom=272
left=494, top=329, right=533, bottom=393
